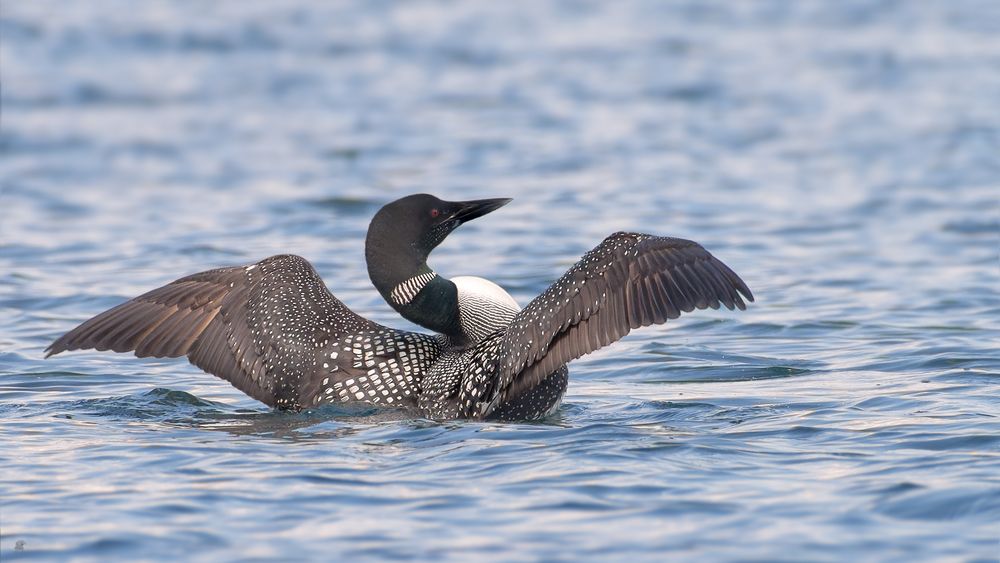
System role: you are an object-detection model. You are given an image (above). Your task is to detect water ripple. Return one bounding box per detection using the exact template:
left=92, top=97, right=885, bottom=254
left=2, top=0, right=999, bottom=561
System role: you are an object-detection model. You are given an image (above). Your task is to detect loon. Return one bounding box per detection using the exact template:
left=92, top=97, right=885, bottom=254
left=45, top=194, right=754, bottom=420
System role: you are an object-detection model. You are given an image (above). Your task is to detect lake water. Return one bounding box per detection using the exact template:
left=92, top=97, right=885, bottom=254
left=1, top=1, right=998, bottom=561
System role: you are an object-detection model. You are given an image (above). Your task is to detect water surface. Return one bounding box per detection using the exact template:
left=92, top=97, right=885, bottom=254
left=2, top=1, right=999, bottom=561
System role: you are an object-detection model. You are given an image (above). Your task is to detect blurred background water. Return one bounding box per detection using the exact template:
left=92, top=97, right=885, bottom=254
left=1, top=1, right=999, bottom=561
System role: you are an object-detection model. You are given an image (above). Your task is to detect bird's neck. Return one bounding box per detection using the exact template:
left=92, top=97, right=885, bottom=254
left=366, top=244, right=464, bottom=340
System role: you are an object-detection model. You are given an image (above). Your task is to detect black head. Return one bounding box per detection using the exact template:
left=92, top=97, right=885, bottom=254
left=366, top=194, right=511, bottom=260
left=365, top=194, right=512, bottom=339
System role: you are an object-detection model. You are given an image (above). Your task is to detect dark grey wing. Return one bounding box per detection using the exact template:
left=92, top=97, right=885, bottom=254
left=475, top=232, right=753, bottom=417
left=45, top=254, right=375, bottom=408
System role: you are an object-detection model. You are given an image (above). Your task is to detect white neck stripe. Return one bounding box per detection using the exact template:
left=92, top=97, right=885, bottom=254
left=390, top=272, right=437, bottom=305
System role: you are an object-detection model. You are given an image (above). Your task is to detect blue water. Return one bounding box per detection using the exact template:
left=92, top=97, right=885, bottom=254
left=2, top=1, right=999, bottom=560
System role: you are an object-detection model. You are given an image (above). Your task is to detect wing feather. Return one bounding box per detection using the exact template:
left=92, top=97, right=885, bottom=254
left=46, top=254, right=376, bottom=408
left=477, top=232, right=753, bottom=416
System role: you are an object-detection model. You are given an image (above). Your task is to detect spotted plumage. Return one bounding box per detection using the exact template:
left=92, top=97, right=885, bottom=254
left=46, top=194, right=754, bottom=421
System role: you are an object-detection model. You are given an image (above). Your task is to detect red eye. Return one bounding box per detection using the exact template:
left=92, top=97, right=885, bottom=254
left=430, top=208, right=440, bottom=218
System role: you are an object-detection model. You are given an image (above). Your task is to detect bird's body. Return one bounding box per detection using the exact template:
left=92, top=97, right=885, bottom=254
left=46, top=195, right=753, bottom=421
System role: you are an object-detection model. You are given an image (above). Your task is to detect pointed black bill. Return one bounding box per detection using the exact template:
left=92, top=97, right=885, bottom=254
left=450, top=198, right=512, bottom=223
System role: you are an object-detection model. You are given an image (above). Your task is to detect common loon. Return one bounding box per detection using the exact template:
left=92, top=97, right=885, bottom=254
left=46, top=194, right=753, bottom=420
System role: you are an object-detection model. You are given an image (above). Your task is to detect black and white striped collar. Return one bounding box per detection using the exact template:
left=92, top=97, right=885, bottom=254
left=389, top=271, right=438, bottom=306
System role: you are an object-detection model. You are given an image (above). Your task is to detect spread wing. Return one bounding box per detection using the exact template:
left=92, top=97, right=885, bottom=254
left=45, top=254, right=376, bottom=408
left=477, top=232, right=753, bottom=417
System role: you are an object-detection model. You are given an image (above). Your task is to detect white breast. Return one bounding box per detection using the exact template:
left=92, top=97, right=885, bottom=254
left=452, top=276, right=520, bottom=343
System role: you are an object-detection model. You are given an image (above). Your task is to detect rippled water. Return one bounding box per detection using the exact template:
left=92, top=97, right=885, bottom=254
left=2, top=1, right=999, bottom=561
